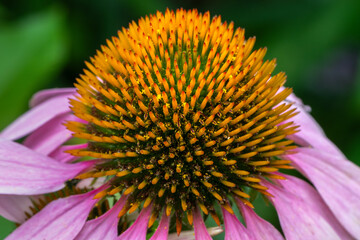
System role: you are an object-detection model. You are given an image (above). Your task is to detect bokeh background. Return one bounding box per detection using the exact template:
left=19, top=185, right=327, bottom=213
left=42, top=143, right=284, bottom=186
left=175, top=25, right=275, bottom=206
left=1, top=0, right=359, bottom=238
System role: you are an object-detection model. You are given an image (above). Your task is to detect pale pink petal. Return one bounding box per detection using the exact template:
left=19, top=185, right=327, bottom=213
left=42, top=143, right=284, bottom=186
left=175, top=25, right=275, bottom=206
left=193, top=207, right=213, bottom=240
left=279, top=89, right=343, bottom=157
left=263, top=181, right=343, bottom=240
left=76, top=177, right=107, bottom=189
left=168, top=231, right=195, bottom=240
left=49, top=144, right=87, bottom=163
left=274, top=174, right=352, bottom=239
left=293, top=148, right=360, bottom=182
left=235, top=199, right=284, bottom=240
left=0, top=194, right=33, bottom=223
left=284, top=92, right=345, bottom=158
left=29, top=88, right=76, bottom=107
left=75, top=195, right=128, bottom=240
left=285, top=91, right=323, bottom=135
left=117, top=205, right=153, bottom=240
left=221, top=207, right=252, bottom=240
left=168, top=227, right=223, bottom=240
left=288, top=128, right=345, bottom=159
left=288, top=148, right=360, bottom=238
left=0, top=94, right=74, bottom=140
left=150, top=211, right=170, bottom=240
left=23, top=113, right=78, bottom=155
left=0, top=139, right=94, bottom=195
left=6, top=187, right=105, bottom=240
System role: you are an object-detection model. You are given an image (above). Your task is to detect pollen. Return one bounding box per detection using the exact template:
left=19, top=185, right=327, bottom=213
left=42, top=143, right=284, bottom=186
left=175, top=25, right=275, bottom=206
left=67, top=8, right=298, bottom=233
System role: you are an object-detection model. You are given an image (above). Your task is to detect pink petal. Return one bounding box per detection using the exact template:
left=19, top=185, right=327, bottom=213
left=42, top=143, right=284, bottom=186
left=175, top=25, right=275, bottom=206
left=263, top=180, right=345, bottom=240
left=284, top=93, right=345, bottom=158
left=288, top=129, right=345, bottom=159
left=285, top=91, right=324, bottom=135
left=0, top=194, right=33, bottom=223
left=193, top=207, right=213, bottom=240
left=294, top=148, right=360, bottom=183
left=49, top=144, right=87, bottom=163
left=117, top=205, right=153, bottom=240
left=288, top=148, right=360, bottom=238
left=235, top=199, right=284, bottom=240
left=0, top=139, right=94, bottom=195
left=276, top=174, right=353, bottom=239
left=0, top=94, right=74, bottom=140
left=29, top=88, right=76, bottom=107
left=150, top=211, right=170, bottom=240
left=221, top=207, right=252, bottom=240
left=6, top=187, right=105, bottom=240
left=23, top=113, right=77, bottom=155
left=75, top=195, right=128, bottom=240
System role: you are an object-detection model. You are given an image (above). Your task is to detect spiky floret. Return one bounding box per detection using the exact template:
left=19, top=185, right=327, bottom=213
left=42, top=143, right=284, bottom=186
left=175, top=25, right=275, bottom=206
left=66, top=8, right=298, bottom=233
left=22, top=182, right=91, bottom=223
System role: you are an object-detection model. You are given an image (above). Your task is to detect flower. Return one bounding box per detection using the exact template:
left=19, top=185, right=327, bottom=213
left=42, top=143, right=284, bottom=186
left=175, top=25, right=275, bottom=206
left=1, top=8, right=359, bottom=240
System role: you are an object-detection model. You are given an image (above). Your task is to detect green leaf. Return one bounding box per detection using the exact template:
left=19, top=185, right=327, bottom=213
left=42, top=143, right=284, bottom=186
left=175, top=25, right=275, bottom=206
left=0, top=7, right=68, bottom=129
left=0, top=216, right=15, bottom=239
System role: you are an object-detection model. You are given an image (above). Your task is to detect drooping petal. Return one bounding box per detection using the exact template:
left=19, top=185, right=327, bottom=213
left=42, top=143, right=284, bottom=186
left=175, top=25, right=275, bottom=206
left=0, top=94, right=74, bottom=140
left=6, top=187, right=105, bottom=240
left=117, top=205, right=153, bottom=240
left=0, top=139, right=94, bottom=195
left=150, top=211, right=170, bottom=240
left=221, top=207, right=252, bottom=240
left=193, top=206, right=213, bottom=240
left=288, top=148, right=360, bottom=238
left=274, top=174, right=353, bottom=239
left=0, top=194, right=33, bottom=223
left=23, top=113, right=78, bottom=155
left=284, top=92, right=345, bottom=158
left=263, top=180, right=344, bottom=240
left=29, top=88, right=76, bottom=107
left=285, top=91, right=323, bottom=135
left=288, top=127, right=345, bottom=158
left=75, top=195, right=128, bottom=240
left=49, top=144, right=87, bottom=163
left=293, top=147, right=360, bottom=182
left=235, top=199, right=284, bottom=240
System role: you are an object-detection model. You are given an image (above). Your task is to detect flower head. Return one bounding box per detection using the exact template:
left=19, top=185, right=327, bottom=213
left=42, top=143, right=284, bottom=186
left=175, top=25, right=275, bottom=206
left=66, top=8, right=297, bottom=233
left=1, top=8, right=360, bottom=240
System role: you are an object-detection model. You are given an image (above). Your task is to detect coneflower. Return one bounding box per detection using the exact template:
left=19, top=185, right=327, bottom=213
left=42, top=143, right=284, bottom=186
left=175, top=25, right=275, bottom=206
left=67, top=7, right=297, bottom=233
left=0, top=9, right=359, bottom=240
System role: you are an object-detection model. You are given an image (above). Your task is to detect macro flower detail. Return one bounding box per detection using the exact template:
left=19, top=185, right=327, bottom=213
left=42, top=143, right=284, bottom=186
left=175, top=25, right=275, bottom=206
left=0, top=8, right=359, bottom=240
left=66, top=8, right=298, bottom=234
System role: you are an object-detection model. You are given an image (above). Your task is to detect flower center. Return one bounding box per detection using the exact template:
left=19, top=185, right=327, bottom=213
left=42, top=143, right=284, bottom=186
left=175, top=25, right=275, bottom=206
left=66, top=9, right=298, bottom=233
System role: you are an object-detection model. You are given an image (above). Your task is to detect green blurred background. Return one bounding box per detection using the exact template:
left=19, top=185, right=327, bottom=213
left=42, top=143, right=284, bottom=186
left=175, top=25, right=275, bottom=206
left=1, top=0, right=359, bottom=238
